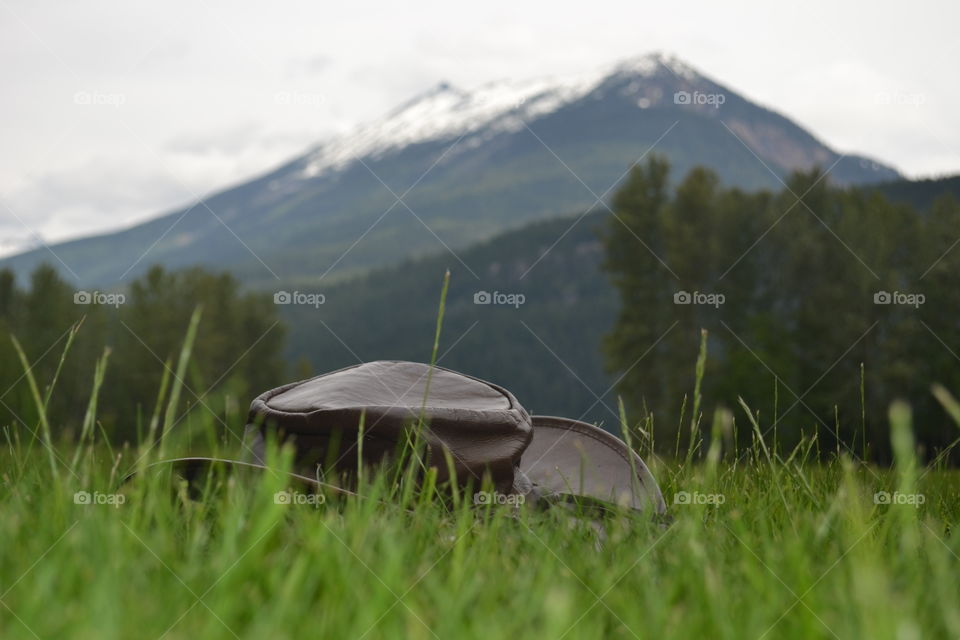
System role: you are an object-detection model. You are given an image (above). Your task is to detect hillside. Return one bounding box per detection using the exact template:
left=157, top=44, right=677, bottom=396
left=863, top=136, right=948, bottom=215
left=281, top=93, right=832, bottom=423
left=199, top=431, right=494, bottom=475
left=280, top=210, right=617, bottom=425
left=2, top=53, right=898, bottom=288
left=870, top=175, right=960, bottom=211
left=280, top=173, right=960, bottom=427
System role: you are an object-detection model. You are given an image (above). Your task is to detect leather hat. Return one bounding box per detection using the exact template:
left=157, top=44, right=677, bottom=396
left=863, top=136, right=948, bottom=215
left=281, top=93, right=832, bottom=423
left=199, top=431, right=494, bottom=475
left=521, top=416, right=664, bottom=512
left=246, top=360, right=532, bottom=493
left=140, top=360, right=664, bottom=515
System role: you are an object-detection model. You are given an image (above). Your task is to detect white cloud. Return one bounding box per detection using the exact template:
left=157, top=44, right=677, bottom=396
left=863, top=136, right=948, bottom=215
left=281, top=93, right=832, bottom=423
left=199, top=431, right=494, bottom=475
left=0, top=0, right=957, bottom=250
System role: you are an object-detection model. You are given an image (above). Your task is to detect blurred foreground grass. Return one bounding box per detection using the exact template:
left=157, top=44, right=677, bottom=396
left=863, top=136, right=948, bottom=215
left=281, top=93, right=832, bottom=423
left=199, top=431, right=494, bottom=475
left=2, top=399, right=959, bottom=639
left=2, top=306, right=960, bottom=639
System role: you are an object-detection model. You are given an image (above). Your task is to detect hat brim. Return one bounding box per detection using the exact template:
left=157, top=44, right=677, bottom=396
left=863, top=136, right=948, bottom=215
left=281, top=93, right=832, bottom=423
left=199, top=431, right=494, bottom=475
left=519, top=416, right=666, bottom=514
left=131, top=416, right=668, bottom=516
left=124, top=457, right=358, bottom=497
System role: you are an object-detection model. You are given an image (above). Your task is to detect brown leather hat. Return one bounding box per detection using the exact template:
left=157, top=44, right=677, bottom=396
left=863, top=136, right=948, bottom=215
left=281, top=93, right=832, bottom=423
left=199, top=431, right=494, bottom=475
left=246, top=360, right=532, bottom=493
left=142, top=361, right=664, bottom=515
left=521, top=416, right=664, bottom=512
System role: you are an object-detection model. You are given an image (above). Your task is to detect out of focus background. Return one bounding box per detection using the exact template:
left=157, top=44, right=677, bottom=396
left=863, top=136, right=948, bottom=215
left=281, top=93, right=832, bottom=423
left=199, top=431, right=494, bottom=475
left=1, top=0, right=958, bottom=461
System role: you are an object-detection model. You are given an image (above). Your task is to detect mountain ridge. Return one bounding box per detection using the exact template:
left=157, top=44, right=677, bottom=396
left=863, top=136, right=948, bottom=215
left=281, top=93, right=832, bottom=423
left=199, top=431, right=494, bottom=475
left=1, top=52, right=901, bottom=287
left=277, top=172, right=960, bottom=426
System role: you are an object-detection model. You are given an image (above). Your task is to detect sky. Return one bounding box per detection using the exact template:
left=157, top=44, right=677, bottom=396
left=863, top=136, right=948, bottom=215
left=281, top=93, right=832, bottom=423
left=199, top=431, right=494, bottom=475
left=1, top=0, right=957, bottom=256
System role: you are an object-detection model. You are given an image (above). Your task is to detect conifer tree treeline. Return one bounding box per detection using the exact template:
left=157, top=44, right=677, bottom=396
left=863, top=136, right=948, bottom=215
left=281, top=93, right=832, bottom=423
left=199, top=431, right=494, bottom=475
left=2, top=161, right=958, bottom=462
left=0, top=265, right=285, bottom=443
left=602, top=156, right=960, bottom=461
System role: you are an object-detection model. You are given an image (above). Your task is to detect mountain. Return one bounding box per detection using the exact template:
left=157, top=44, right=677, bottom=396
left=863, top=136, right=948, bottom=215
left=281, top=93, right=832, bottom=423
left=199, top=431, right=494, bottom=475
left=279, top=173, right=960, bottom=427
left=279, top=209, right=619, bottom=426
left=869, top=175, right=960, bottom=211
left=2, top=52, right=900, bottom=287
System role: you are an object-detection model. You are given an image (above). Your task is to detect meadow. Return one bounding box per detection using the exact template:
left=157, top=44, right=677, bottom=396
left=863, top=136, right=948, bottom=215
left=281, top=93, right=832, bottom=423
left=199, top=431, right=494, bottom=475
left=2, top=310, right=959, bottom=639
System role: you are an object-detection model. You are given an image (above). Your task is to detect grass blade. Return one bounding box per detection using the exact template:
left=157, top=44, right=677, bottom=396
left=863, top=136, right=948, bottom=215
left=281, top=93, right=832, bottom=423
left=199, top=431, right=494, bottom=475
left=10, top=335, right=59, bottom=479
left=157, top=306, right=202, bottom=460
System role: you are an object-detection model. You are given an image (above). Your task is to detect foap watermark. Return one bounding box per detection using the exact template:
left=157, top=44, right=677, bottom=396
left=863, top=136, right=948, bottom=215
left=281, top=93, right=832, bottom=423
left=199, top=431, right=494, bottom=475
left=673, top=491, right=725, bottom=505
left=74, top=490, right=125, bottom=507
left=274, top=490, right=326, bottom=506
left=874, top=491, right=925, bottom=507
left=674, top=290, right=725, bottom=308
left=474, top=491, right=525, bottom=506
left=473, top=290, right=525, bottom=309
left=274, top=290, right=325, bottom=308
left=74, top=90, right=126, bottom=108
left=674, top=90, right=725, bottom=108
left=874, top=290, right=925, bottom=308
left=874, top=91, right=926, bottom=108
left=74, top=290, right=126, bottom=308
left=274, top=90, right=326, bottom=107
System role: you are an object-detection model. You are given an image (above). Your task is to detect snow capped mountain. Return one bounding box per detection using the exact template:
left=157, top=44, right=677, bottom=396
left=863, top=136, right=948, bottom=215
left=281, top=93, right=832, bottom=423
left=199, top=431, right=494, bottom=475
left=300, top=53, right=700, bottom=178
left=1, top=52, right=902, bottom=287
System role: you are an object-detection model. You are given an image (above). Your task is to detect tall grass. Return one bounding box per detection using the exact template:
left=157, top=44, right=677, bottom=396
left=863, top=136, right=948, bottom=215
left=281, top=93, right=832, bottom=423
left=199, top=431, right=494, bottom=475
left=2, top=306, right=960, bottom=639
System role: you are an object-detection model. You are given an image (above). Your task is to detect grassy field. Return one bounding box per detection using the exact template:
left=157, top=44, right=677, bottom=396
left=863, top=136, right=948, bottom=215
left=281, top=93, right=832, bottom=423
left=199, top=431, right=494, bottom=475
left=3, top=306, right=960, bottom=639
left=3, top=392, right=960, bottom=639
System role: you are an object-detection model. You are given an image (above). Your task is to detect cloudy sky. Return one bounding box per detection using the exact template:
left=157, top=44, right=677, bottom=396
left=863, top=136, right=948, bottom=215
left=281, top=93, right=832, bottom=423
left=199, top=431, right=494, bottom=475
left=1, top=0, right=956, bottom=256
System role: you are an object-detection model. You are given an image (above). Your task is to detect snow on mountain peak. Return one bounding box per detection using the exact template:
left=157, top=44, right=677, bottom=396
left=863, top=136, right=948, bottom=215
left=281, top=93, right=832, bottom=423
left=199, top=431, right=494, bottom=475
left=300, top=52, right=702, bottom=179
left=612, top=51, right=700, bottom=81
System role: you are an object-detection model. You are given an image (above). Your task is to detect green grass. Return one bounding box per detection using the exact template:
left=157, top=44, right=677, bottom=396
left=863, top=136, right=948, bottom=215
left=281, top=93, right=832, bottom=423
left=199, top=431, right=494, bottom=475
left=3, top=393, right=960, bottom=639
left=3, top=296, right=960, bottom=639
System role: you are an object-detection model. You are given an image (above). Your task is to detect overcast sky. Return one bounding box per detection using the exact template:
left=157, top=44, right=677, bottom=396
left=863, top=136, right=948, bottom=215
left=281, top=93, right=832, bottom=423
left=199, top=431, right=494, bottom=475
left=1, top=0, right=956, bottom=256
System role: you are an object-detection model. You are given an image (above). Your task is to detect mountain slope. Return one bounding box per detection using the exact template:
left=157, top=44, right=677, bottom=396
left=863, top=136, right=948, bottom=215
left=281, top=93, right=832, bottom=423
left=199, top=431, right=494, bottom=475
left=869, top=175, right=960, bottom=211
left=2, top=53, right=900, bottom=287
left=279, top=173, right=959, bottom=428
left=279, top=209, right=619, bottom=426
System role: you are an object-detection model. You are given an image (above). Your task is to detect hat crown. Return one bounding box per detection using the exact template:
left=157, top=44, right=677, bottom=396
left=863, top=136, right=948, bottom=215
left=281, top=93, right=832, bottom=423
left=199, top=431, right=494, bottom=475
left=267, top=361, right=513, bottom=414
left=247, top=361, right=533, bottom=492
